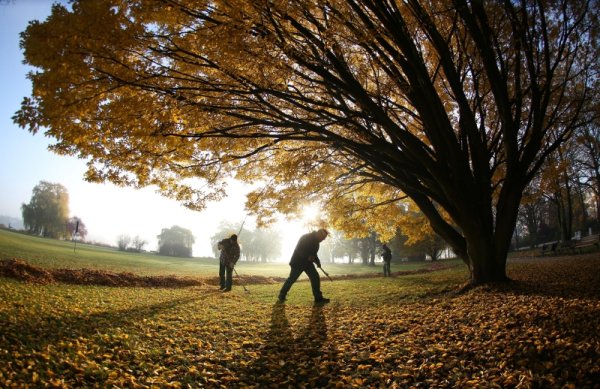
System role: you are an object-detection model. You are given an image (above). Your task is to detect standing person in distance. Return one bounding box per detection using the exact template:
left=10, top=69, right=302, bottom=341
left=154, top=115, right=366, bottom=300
left=278, top=228, right=330, bottom=305
left=382, top=243, right=392, bottom=277
left=218, top=234, right=240, bottom=292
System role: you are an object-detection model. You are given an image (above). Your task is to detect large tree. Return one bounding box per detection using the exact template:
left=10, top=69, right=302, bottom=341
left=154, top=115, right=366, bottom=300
left=157, top=225, right=195, bottom=257
left=21, top=181, right=70, bottom=239
left=15, top=1, right=598, bottom=285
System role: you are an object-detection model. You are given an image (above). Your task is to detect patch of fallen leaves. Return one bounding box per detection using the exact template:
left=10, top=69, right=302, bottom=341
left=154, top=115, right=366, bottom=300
left=0, top=258, right=286, bottom=287
left=0, top=255, right=598, bottom=388
left=0, top=258, right=203, bottom=287
left=0, top=258, right=451, bottom=288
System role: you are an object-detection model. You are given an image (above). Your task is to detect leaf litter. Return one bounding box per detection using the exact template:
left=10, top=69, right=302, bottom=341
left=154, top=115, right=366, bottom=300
left=0, top=255, right=598, bottom=388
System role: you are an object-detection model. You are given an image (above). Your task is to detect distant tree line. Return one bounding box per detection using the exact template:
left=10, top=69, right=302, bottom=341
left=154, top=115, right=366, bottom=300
left=116, top=234, right=147, bottom=253
left=210, top=223, right=281, bottom=263
left=316, top=229, right=447, bottom=265
left=514, top=122, right=600, bottom=249
left=209, top=222, right=447, bottom=264
left=117, top=226, right=194, bottom=257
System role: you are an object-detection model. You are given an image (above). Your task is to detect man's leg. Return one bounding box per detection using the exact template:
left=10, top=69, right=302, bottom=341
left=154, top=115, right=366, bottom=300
left=224, top=266, right=233, bottom=291
left=219, top=262, right=226, bottom=289
left=278, top=265, right=303, bottom=301
left=305, top=264, right=326, bottom=302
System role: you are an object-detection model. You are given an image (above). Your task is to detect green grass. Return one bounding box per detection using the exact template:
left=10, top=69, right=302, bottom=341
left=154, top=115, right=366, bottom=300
left=0, top=228, right=446, bottom=278
left=0, top=228, right=215, bottom=276
left=1, top=227, right=599, bottom=387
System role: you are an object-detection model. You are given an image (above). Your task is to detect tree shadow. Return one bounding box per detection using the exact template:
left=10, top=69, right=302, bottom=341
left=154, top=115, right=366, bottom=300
left=237, top=303, right=335, bottom=386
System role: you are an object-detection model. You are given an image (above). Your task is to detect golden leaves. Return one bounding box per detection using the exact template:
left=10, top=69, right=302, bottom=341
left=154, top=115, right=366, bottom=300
left=0, top=256, right=599, bottom=387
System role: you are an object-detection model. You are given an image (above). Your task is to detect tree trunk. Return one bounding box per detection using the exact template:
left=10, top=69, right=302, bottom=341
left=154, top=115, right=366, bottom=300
left=468, top=249, right=509, bottom=284
left=576, top=185, right=588, bottom=231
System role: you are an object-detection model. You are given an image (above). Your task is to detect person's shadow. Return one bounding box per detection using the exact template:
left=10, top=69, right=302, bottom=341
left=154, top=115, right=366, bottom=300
left=237, top=303, right=331, bottom=386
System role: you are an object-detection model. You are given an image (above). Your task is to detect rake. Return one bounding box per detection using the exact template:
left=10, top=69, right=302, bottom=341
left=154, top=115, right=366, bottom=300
left=233, top=267, right=250, bottom=293
left=318, top=266, right=333, bottom=282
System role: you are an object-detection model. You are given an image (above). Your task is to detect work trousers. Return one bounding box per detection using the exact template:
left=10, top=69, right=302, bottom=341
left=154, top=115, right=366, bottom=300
left=219, top=262, right=233, bottom=289
left=383, top=261, right=391, bottom=276
left=279, top=263, right=323, bottom=301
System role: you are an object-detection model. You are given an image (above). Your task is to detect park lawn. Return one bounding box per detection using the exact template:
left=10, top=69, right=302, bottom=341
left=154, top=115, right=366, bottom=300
left=0, top=228, right=441, bottom=278
left=0, top=229, right=217, bottom=276
left=0, top=254, right=599, bottom=387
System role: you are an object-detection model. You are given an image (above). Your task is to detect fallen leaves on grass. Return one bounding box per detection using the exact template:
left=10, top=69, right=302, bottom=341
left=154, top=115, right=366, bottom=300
left=0, top=258, right=450, bottom=288
left=0, top=258, right=202, bottom=287
left=0, top=258, right=285, bottom=287
left=0, top=256, right=598, bottom=387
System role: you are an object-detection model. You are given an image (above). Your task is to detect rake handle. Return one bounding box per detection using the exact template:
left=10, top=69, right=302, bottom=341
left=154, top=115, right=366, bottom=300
left=319, top=267, right=333, bottom=282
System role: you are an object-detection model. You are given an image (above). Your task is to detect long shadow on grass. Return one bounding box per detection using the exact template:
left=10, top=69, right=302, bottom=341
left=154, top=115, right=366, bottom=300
left=236, top=303, right=337, bottom=386
left=0, top=294, right=204, bottom=352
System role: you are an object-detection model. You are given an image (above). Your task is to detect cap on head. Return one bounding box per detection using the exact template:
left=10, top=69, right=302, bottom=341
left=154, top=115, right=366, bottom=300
left=230, top=234, right=238, bottom=241
left=316, top=228, right=329, bottom=240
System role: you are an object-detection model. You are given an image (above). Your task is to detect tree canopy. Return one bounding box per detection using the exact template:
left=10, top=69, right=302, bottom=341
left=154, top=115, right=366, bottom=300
left=15, top=0, right=599, bottom=284
left=21, top=181, right=70, bottom=239
left=157, top=225, right=195, bottom=257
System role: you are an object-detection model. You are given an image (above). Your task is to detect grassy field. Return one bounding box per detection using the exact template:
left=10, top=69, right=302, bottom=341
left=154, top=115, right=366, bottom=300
left=1, top=228, right=599, bottom=387
left=0, top=228, right=439, bottom=278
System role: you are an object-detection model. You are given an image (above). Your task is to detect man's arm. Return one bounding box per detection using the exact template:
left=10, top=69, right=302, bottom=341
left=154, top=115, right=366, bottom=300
left=314, top=256, right=322, bottom=268
left=228, top=243, right=241, bottom=268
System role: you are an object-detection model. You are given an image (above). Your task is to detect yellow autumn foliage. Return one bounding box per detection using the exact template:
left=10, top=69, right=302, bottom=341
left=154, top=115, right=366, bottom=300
left=14, top=0, right=598, bottom=282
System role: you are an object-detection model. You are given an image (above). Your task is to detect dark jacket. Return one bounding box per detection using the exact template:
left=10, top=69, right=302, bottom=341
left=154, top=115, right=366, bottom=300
left=382, top=245, right=392, bottom=262
left=290, top=231, right=322, bottom=268
left=218, top=238, right=241, bottom=268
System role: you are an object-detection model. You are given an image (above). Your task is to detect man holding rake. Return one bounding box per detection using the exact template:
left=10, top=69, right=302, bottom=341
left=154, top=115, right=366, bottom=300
left=218, top=234, right=240, bottom=292
left=278, top=228, right=330, bottom=305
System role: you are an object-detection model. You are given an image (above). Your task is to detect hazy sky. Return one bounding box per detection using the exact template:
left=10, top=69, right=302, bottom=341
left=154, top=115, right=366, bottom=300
left=0, top=1, right=309, bottom=258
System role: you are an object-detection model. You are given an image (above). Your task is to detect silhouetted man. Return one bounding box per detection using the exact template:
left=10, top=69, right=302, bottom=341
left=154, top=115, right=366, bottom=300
left=382, top=244, right=392, bottom=276
left=218, top=234, right=240, bottom=292
left=278, top=228, right=330, bottom=304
